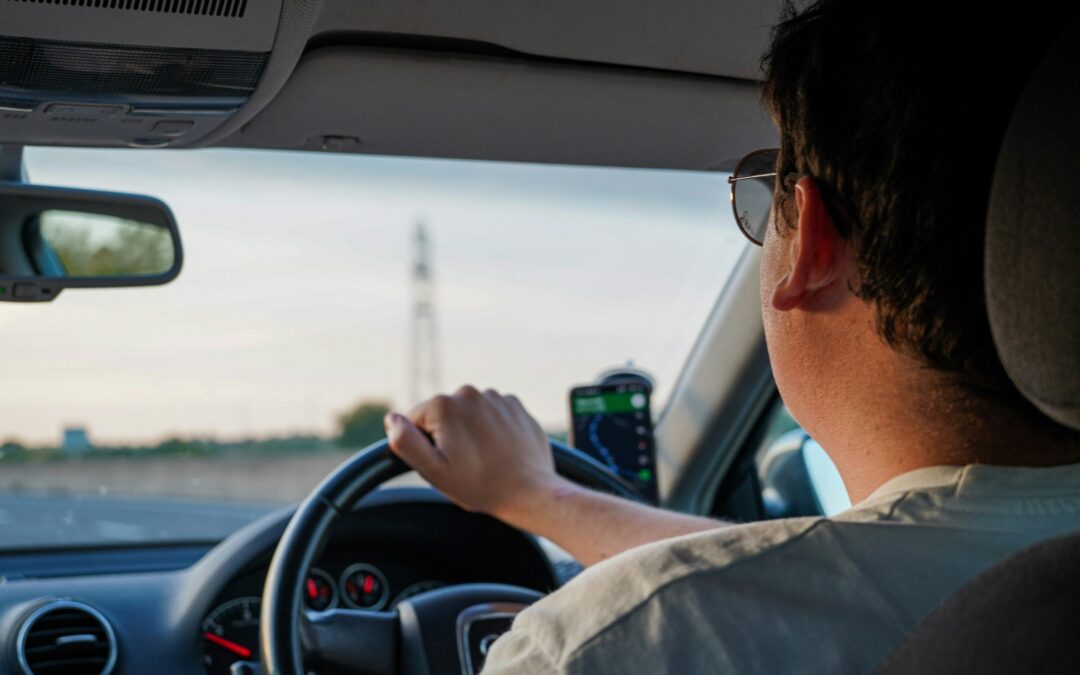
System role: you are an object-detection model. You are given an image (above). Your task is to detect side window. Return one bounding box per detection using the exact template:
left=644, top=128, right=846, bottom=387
left=754, top=402, right=851, bottom=517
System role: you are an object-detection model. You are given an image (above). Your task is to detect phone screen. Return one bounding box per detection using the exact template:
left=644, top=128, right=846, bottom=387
left=568, top=382, right=659, bottom=504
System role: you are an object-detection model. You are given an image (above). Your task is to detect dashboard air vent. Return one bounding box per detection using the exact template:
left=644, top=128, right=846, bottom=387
left=16, top=600, right=117, bottom=675
left=0, top=0, right=248, bottom=18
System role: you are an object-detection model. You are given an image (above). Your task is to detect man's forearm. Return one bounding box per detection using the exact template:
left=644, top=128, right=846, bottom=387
left=497, top=479, right=727, bottom=566
left=382, top=397, right=724, bottom=567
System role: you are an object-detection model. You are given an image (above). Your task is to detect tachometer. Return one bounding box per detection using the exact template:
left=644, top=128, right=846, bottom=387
left=201, top=596, right=260, bottom=675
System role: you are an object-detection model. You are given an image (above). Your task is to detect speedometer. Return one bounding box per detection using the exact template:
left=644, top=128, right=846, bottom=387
left=201, top=596, right=261, bottom=675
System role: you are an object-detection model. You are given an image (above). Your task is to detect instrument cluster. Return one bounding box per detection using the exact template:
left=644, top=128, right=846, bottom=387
left=200, top=559, right=449, bottom=674
left=196, top=495, right=559, bottom=675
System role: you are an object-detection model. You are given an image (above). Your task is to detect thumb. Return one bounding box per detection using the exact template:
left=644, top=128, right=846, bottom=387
left=384, top=412, right=445, bottom=475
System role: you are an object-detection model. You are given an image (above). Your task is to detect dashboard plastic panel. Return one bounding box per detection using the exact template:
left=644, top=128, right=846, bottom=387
left=0, top=488, right=559, bottom=675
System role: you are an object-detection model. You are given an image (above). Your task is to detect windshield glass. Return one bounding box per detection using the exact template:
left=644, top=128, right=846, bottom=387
left=0, top=147, right=744, bottom=549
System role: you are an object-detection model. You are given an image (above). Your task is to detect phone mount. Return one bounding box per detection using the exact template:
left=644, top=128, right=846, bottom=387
left=595, top=366, right=654, bottom=392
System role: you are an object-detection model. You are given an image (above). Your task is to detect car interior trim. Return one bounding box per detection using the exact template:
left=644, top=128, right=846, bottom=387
left=656, top=245, right=772, bottom=509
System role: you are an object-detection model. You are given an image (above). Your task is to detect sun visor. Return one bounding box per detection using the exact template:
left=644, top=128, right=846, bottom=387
left=232, top=47, right=777, bottom=171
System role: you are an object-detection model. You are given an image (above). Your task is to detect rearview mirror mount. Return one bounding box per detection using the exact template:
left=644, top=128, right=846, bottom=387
left=0, top=181, right=183, bottom=302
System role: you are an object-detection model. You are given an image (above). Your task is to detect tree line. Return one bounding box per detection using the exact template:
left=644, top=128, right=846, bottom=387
left=0, top=399, right=394, bottom=462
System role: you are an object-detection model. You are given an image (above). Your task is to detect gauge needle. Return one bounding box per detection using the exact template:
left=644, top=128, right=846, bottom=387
left=204, top=632, right=252, bottom=658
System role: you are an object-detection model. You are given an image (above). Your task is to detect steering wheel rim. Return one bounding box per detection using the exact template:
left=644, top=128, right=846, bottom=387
left=260, top=437, right=640, bottom=675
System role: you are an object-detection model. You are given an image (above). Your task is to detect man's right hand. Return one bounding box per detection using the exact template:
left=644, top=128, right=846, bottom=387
left=385, top=384, right=725, bottom=567
left=384, top=385, right=570, bottom=523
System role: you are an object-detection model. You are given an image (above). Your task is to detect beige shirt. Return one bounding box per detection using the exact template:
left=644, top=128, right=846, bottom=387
left=482, top=462, right=1080, bottom=674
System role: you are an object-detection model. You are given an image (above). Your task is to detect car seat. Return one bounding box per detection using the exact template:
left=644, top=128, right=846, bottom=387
left=873, top=17, right=1080, bottom=674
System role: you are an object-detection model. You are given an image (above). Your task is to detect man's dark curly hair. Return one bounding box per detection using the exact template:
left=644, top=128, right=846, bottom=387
left=761, top=1, right=1065, bottom=399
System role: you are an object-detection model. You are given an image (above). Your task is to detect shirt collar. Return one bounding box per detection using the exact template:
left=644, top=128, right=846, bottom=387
left=864, top=461, right=1080, bottom=504
left=864, top=465, right=966, bottom=503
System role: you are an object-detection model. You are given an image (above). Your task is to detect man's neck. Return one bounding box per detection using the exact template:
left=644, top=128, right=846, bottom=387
left=812, top=351, right=1080, bottom=504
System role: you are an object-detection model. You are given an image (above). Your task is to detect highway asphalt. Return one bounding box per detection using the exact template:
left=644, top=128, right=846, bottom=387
left=0, top=492, right=278, bottom=549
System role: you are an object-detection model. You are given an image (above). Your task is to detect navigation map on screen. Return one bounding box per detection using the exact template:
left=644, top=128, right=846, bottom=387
left=569, top=383, right=659, bottom=504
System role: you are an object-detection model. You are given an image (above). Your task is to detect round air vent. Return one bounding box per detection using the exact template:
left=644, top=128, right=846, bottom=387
left=15, top=600, right=117, bottom=675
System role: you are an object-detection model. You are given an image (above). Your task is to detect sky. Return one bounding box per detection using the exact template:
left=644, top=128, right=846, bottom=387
left=0, top=148, right=745, bottom=446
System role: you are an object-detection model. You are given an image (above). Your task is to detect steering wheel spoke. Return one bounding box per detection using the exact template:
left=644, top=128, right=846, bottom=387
left=300, top=608, right=398, bottom=675
left=397, top=584, right=542, bottom=675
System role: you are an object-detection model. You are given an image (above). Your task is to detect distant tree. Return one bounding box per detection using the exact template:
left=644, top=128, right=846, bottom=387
left=41, top=214, right=173, bottom=277
left=337, top=400, right=392, bottom=448
left=150, top=437, right=209, bottom=457
left=0, top=439, right=27, bottom=462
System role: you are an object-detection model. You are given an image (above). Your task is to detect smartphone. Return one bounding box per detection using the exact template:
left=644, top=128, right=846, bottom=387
left=568, top=382, right=659, bottom=504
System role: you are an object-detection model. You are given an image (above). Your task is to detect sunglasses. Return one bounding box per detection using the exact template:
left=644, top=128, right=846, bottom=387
left=727, top=148, right=797, bottom=246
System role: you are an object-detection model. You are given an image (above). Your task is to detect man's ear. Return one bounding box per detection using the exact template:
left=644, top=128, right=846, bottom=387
left=771, top=177, right=846, bottom=312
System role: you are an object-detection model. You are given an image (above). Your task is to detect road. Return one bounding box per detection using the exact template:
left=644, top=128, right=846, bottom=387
left=0, top=492, right=278, bottom=548
left=0, top=453, right=428, bottom=549
left=0, top=452, right=358, bottom=504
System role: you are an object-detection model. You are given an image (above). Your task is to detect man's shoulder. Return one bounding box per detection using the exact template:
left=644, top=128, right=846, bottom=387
left=545, top=515, right=828, bottom=628
left=484, top=517, right=829, bottom=674
left=481, top=466, right=1080, bottom=674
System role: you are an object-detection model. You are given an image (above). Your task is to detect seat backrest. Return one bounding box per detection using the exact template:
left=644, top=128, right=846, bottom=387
left=874, top=529, right=1080, bottom=674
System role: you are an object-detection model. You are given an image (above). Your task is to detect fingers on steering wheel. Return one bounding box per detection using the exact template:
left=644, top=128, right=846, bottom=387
left=409, top=393, right=453, bottom=431
left=385, top=413, right=446, bottom=472
left=454, top=384, right=483, bottom=401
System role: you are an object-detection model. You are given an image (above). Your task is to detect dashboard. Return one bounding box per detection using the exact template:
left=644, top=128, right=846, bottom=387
left=0, top=488, right=570, bottom=675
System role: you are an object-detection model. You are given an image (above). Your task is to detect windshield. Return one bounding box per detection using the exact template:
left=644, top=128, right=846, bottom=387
left=0, top=147, right=744, bottom=549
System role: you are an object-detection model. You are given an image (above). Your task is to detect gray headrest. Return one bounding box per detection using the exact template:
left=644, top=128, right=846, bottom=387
left=986, top=21, right=1080, bottom=430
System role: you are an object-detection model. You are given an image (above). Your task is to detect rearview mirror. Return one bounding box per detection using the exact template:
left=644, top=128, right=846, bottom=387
left=0, top=182, right=182, bottom=302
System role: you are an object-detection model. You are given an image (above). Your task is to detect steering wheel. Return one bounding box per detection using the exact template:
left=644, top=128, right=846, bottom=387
left=259, top=437, right=640, bottom=675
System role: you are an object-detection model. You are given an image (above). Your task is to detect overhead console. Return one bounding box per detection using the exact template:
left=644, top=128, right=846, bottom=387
left=0, top=0, right=283, bottom=149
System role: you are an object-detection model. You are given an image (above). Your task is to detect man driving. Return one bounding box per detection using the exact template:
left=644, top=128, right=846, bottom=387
left=383, top=1, right=1080, bottom=672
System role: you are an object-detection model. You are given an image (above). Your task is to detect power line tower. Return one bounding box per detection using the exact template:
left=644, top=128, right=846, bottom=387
left=408, top=220, right=441, bottom=406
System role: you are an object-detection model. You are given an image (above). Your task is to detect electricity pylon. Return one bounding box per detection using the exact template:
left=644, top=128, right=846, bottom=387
left=408, top=220, right=440, bottom=406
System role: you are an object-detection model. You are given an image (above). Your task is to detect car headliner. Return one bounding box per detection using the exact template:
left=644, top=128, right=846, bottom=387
left=1, top=0, right=782, bottom=171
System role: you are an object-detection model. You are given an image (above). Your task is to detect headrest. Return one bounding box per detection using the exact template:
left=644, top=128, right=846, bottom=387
left=986, top=21, right=1080, bottom=430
